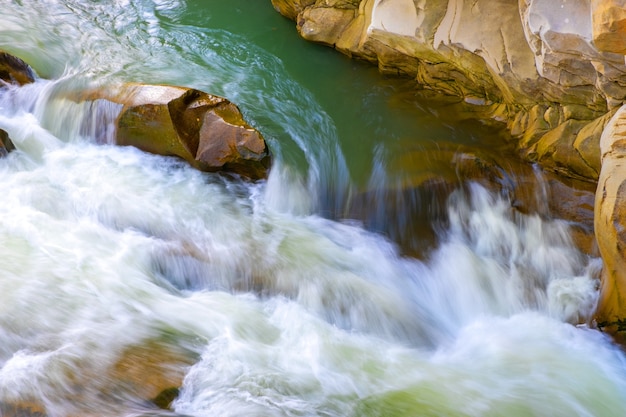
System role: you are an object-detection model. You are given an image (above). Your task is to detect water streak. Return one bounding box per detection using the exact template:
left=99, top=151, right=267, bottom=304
left=0, top=1, right=624, bottom=416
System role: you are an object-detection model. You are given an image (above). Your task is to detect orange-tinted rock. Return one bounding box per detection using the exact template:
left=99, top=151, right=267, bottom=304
left=594, top=104, right=626, bottom=338
left=0, top=51, right=35, bottom=86
left=0, top=340, right=197, bottom=417
left=107, top=340, right=196, bottom=408
left=271, top=0, right=316, bottom=20
left=113, top=84, right=271, bottom=180
left=592, top=0, right=626, bottom=54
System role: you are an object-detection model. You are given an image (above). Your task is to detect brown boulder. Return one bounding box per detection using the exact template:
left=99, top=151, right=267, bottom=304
left=111, top=84, right=271, bottom=180
left=592, top=0, right=626, bottom=54
left=0, top=128, right=15, bottom=157
left=0, top=51, right=35, bottom=86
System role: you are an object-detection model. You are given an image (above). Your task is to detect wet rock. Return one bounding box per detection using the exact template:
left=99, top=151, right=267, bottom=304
left=0, top=51, right=36, bottom=86
left=0, top=402, right=46, bottom=417
left=0, top=340, right=197, bottom=417
left=107, top=340, right=196, bottom=408
left=297, top=6, right=356, bottom=45
left=343, top=126, right=597, bottom=259
left=0, top=128, right=15, bottom=157
left=110, top=84, right=271, bottom=180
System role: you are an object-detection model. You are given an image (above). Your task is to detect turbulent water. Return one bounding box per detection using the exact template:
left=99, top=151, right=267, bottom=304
left=1, top=1, right=625, bottom=416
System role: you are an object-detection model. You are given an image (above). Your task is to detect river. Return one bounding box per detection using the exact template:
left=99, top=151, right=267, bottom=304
left=0, top=1, right=625, bottom=416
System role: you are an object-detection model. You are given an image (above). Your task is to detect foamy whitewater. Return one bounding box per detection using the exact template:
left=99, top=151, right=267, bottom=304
left=1, top=1, right=625, bottom=416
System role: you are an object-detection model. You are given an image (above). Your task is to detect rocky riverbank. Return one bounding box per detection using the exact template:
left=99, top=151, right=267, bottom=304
left=270, top=0, right=626, bottom=338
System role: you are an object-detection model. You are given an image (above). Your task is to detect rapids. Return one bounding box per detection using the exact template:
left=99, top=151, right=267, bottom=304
left=0, top=1, right=625, bottom=416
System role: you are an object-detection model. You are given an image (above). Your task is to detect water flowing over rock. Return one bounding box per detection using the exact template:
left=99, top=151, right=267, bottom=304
left=0, top=50, right=271, bottom=180
left=108, top=84, right=271, bottom=180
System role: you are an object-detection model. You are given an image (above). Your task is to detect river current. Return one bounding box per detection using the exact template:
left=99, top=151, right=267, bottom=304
left=1, top=1, right=626, bottom=416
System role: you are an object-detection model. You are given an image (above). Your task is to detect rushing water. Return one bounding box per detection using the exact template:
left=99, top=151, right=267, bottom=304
left=0, top=1, right=625, bottom=416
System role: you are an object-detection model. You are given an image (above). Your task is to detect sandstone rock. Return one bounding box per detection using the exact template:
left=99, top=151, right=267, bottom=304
left=272, top=0, right=626, bottom=183
left=0, top=51, right=35, bottom=86
left=272, top=0, right=316, bottom=20
left=297, top=6, right=356, bottom=45
left=110, top=84, right=271, bottom=180
left=594, top=104, right=626, bottom=337
left=0, top=128, right=15, bottom=157
left=526, top=119, right=604, bottom=181
left=592, top=0, right=626, bottom=54
left=0, top=340, right=197, bottom=417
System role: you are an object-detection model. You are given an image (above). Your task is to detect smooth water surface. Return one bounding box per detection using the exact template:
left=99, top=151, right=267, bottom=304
left=0, top=1, right=625, bottom=416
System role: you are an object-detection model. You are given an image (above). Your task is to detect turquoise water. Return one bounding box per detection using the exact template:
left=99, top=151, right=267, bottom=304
left=0, top=1, right=624, bottom=416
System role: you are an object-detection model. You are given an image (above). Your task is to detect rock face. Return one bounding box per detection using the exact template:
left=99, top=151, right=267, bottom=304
left=595, top=104, right=626, bottom=336
left=271, top=0, right=626, bottom=183
left=108, top=84, right=271, bottom=180
left=0, top=50, right=35, bottom=86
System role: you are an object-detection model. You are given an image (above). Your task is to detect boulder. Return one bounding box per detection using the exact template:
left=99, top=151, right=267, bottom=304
left=344, top=130, right=598, bottom=258
left=0, top=128, right=15, bottom=157
left=108, top=84, right=271, bottom=180
left=0, top=51, right=35, bottom=86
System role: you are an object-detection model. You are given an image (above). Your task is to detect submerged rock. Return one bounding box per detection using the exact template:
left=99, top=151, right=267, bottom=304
left=0, top=50, right=35, bottom=86
left=109, top=84, right=271, bottom=180
left=0, top=340, right=197, bottom=417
